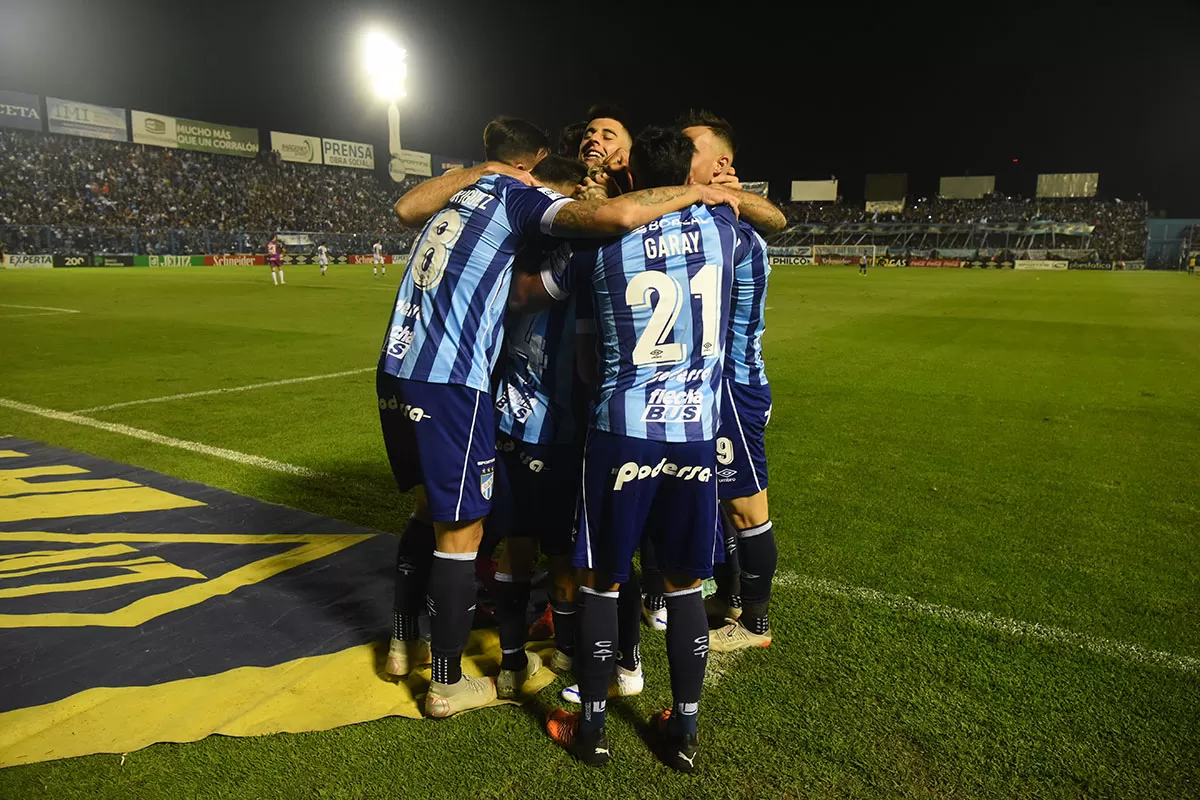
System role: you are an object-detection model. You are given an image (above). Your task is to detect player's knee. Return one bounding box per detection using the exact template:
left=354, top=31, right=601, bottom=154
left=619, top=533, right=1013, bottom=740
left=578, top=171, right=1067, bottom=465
left=579, top=569, right=620, bottom=594
left=661, top=571, right=701, bottom=594
left=723, top=490, right=769, bottom=530
left=496, top=536, right=537, bottom=576
left=434, top=518, right=485, bottom=553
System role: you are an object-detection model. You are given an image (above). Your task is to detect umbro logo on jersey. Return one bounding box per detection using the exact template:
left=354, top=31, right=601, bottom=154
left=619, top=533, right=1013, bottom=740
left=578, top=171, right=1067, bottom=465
left=717, top=468, right=737, bottom=479
left=612, top=459, right=712, bottom=491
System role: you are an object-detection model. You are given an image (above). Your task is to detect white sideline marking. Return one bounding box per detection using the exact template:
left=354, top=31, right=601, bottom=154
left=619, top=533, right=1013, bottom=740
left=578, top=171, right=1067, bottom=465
left=706, top=571, right=1198, bottom=687
left=776, top=572, right=1199, bottom=674
left=74, top=367, right=375, bottom=413
left=0, top=397, right=320, bottom=477
left=0, top=303, right=81, bottom=319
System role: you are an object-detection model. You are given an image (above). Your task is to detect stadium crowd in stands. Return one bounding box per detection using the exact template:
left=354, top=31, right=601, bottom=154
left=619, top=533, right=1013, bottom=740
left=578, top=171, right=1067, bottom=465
left=0, top=128, right=1148, bottom=260
left=0, top=129, right=419, bottom=253
left=781, top=194, right=1148, bottom=260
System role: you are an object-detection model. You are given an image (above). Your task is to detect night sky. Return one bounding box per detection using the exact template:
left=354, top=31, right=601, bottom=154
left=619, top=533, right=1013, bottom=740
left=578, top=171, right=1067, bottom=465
left=3, top=0, right=1199, bottom=214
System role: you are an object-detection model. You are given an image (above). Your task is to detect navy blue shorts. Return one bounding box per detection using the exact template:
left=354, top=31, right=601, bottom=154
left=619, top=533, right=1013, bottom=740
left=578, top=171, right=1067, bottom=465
left=377, top=372, right=497, bottom=523
left=716, top=380, right=771, bottom=501
left=573, top=429, right=719, bottom=584
left=491, top=433, right=581, bottom=557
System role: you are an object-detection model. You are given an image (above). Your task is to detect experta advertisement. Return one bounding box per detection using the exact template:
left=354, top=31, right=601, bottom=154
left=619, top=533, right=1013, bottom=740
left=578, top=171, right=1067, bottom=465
left=0, top=90, right=42, bottom=132
left=2, top=254, right=53, bottom=268
left=271, top=131, right=323, bottom=164
left=132, top=110, right=178, bottom=149
left=323, top=138, right=375, bottom=169
left=46, top=98, right=128, bottom=141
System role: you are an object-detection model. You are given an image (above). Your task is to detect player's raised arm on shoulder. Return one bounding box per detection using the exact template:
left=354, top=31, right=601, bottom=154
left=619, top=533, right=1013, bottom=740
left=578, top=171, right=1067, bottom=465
left=732, top=190, right=787, bottom=237
left=548, top=184, right=741, bottom=238
left=393, top=162, right=533, bottom=229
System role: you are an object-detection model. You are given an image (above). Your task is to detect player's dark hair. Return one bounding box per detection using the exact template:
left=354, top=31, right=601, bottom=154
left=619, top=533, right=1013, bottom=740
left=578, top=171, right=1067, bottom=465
left=558, top=120, right=588, bottom=156
left=585, top=104, right=632, bottom=133
left=531, top=155, right=586, bottom=191
left=629, top=126, right=695, bottom=190
left=677, top=108, right=736, bottom=154
left=483, top=116, right=550, bottom=164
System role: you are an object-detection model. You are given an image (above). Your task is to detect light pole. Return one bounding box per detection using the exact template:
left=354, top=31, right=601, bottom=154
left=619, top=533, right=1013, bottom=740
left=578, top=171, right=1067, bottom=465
left=362, top=29, right=408, bottom=182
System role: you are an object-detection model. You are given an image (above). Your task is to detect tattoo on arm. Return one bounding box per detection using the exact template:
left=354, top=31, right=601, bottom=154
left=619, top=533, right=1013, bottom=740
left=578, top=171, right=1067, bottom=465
left=552, top=201, right=600, bottom=235
left=737, top=192, right=787, bottom=235
left=630, top=186, right=689, bottom=206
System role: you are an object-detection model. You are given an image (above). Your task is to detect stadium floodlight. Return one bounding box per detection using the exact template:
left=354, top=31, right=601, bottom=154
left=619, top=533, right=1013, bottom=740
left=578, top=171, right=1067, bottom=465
left=363, top=29, right=407, bottom=101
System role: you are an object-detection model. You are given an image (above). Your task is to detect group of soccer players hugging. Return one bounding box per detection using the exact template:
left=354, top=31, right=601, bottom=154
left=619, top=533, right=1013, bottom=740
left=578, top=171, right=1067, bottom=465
left=375, top=105, right=784, bottom=772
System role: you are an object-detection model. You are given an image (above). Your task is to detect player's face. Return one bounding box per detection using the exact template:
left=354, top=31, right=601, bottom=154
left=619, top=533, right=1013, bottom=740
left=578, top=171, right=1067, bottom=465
left=579, top=118, right=632, bottom=167
left=683, top=126, right=730, bottom=186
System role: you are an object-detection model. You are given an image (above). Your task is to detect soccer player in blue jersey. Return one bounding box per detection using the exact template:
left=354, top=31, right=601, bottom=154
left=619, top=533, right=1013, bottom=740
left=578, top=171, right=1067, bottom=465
left=377, top=117, right=740, bottom=718
left=536, top=126, right=754, bottom=771
left=636, top=112, right=786, bottom=637
left=679, top=111, right=779, bottom=652
left=487, top=155, right=592, bottom=697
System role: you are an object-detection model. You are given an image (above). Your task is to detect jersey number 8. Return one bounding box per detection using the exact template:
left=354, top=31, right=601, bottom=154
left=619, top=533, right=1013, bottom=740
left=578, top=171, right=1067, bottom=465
left=625, top=264, right=720, bottom=367
left=411, top=208, right=464, bottom=290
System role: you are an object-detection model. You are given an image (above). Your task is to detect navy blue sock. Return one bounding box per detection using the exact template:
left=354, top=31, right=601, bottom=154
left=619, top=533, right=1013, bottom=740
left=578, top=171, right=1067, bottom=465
left=712, top=513, right=741, bottom=608
left=577, top=586, right=619, bottom=735
left=494, top=572, right=531, bottom=670
left=737, top=522, right=777, bottom=635
left=664, top=586, right=707, bottom=737
left=428, top=550, right=477, bottom=685
left=552, top=599, right=577, bottom=658
left=393, top=517, right=434, bottom=641
left=617, top=572, right=642, bottom=671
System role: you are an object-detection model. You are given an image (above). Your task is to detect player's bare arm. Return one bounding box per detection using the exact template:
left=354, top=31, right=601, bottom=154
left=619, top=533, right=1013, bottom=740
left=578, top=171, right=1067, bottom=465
left=550, top=184, right=740, bottom=238
left=393, top=162, right=533, bottom=228
left=732, top=190, right=786, bottom=236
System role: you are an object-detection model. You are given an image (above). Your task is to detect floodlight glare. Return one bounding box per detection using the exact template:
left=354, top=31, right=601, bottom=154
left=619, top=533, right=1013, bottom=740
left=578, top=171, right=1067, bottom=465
left=363, top=29, right=407, bottom=101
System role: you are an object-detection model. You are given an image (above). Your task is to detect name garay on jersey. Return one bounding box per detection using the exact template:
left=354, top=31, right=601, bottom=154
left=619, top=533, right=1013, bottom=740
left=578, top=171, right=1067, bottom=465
left=643, top=230, right=703, bottom=260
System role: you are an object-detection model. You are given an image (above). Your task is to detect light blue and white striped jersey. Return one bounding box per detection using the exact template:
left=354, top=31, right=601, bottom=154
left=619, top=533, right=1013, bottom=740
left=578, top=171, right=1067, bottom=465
left=494, top=244, right=583, bottom=445
left=724, top=228, right=771, bottom=386
left=566, top=204, right=743, bottom=443
left=379, top=175, right=572, bottom=392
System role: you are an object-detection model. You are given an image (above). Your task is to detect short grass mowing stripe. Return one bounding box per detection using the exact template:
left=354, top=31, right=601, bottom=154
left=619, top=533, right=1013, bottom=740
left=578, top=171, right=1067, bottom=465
left=0, top=398, right=321, bottom=478
left=73, top=367, right=376, bottom=413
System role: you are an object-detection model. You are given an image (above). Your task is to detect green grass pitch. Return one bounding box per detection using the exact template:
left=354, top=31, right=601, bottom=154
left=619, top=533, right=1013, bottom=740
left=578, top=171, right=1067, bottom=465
left=0, top=264, right=1197, bottom=799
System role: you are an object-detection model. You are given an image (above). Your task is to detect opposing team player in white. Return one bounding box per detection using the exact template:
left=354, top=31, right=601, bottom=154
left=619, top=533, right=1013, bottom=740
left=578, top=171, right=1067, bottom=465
left=317, top=241, right=329, bottom=276
left=373, top=239, right=385, bottom=278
